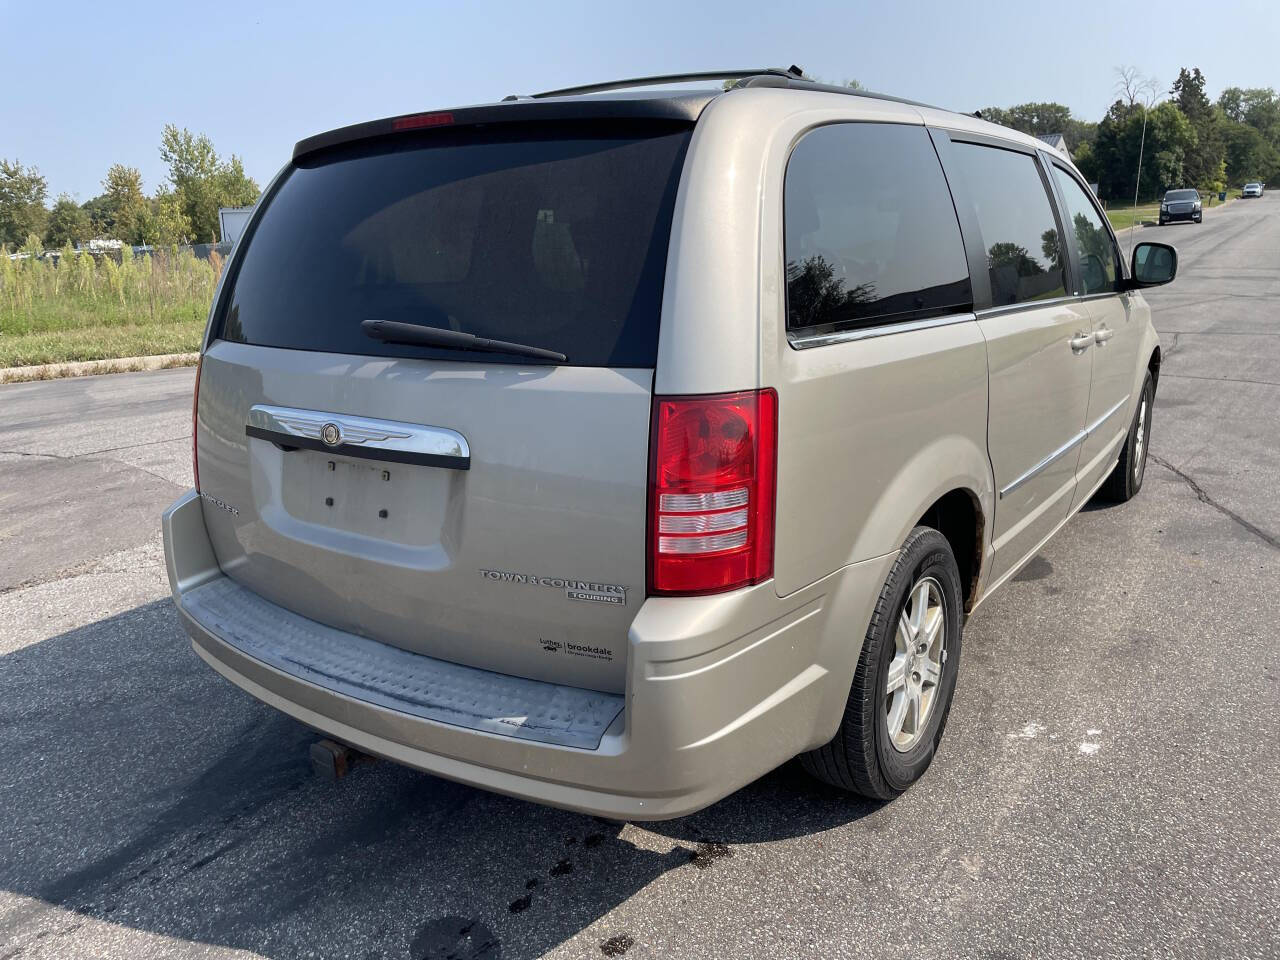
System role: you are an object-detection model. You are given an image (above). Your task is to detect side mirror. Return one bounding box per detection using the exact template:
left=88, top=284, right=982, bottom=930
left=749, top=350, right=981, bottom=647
left=1129, top=241, right=1177, bottom=288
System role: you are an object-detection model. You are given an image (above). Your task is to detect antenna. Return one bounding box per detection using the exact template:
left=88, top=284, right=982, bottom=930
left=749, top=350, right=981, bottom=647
left=1122, top=70, right=1161, bottom=256
left=1130, top=111, right=1149, bottom=256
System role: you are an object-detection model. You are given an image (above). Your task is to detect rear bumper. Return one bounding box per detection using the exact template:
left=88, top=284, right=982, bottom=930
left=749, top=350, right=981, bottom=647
left=163, top=490, right=893, bottom=819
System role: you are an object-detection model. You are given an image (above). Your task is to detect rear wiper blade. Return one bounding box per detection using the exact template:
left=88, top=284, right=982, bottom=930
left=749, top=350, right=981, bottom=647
left=361, top=319, right=567, bottom=363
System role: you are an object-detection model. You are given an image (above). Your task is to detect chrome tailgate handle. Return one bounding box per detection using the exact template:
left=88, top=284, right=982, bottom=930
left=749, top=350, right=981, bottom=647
left=246, top=404, right=470, bottom=470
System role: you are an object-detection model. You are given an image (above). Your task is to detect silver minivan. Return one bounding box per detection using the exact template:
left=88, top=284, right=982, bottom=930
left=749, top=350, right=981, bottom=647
left=163, top=68, right=1176, bottom=819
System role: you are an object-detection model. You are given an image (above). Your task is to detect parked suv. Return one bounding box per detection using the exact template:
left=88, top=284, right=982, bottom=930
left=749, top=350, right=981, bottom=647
left=1160, top=188, right=1202, bottom=224
left=163, top=68, right=1175, bottom=819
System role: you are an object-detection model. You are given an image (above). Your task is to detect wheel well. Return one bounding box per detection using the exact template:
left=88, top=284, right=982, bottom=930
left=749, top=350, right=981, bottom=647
left=1149, top=345, right=1162, bottom=390
left=918, top=489, right=983, bottom=612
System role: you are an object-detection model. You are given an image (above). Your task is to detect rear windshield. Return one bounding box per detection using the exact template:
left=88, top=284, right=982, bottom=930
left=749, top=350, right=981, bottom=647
left=216, top=121, right=692, bottom=367
left=1165, top=189, right=1198, bottom=201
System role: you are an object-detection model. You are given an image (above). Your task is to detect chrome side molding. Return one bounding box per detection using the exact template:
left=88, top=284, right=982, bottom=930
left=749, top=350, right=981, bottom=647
left=999, top=393, right=1130, bottom=499
left=246, top=404, right=470, bottom=470
left=787, top=312, right=976, bottom=349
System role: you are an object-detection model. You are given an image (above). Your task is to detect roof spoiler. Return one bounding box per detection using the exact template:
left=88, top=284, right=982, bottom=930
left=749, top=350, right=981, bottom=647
left=292, top=96, right=710, bottom=162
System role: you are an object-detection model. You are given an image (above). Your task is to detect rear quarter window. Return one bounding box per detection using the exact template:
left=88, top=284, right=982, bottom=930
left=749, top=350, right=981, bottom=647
left=783, top=122, right=973, bottom=338
left=216, top=121, right=692, bottom=367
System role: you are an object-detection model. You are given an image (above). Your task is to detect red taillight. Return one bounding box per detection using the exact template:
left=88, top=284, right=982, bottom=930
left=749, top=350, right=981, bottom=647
left=392, top=111, right=454, bottom=131
left=647, top=389, right=778, bottom=596
left=191, top=357, right=202, bottom=492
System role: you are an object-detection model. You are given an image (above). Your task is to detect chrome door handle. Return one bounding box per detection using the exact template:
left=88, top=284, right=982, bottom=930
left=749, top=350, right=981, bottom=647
left=1069, top=332, right=1094, bottom=352
left=1094, top=327, right=1115, bottom=345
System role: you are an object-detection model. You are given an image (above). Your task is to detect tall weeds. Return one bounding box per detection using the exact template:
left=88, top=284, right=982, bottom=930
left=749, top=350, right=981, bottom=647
left=0, top=244, right=223, bottom=332
left=0, top=242, right=224, bottom=365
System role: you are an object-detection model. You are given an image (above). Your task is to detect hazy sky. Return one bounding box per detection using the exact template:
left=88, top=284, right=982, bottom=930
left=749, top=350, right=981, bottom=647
left=5, top=0, right=1278, bottom=200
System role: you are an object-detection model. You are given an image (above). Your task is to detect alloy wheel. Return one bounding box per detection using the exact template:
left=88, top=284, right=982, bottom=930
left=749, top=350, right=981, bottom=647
left=1134, top=395, right=1149, bottom=483
left=886, top=576, right=946, bottom=752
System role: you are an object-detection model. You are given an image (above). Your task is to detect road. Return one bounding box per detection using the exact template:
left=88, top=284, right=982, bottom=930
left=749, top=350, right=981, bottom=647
left=2, top=195, right=1278, bottom=960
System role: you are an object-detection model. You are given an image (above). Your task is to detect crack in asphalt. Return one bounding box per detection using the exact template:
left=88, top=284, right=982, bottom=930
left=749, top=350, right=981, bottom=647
left=0, top=441, right=186, bottom=489
left=1150, top=454, right=1280, bottom=550
left=0, top=448, right=63, bottom=459
left=0, top=435, right=187, bottom=461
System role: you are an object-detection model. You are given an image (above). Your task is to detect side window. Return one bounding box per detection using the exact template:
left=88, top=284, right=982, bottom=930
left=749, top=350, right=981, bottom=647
left=784, top=123, right=972, bottom=334
left=948, top=143, right=1067, bottom=307
left=1051, top=165, right=1121, bottom=295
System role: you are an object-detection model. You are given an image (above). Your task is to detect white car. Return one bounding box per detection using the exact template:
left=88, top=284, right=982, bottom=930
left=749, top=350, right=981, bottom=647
left=1243, top=182, right=1263, bottom=198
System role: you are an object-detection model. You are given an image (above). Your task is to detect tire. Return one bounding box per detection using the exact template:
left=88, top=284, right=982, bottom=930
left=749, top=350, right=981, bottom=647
left=1158, top=218, right=1166, bottom=225
left=801, top=526, right=964, bottom=801
left=1099, top=369, right=1154, bottom=503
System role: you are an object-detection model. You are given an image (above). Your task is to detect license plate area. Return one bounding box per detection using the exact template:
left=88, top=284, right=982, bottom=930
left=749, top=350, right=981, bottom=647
left=279, top=450, right=450, bottom=547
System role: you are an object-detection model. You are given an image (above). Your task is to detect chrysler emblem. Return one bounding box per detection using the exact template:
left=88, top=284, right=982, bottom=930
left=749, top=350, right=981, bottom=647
left=320, top=422, right=342, bottom=447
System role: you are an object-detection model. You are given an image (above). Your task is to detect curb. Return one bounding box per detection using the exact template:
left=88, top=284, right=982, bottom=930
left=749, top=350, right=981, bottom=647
left=0, top=352, right=199, bottom=385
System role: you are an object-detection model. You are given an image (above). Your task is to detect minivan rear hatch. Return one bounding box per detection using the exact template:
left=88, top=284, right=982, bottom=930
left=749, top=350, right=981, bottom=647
left=195, top=116, right=693, bottom=694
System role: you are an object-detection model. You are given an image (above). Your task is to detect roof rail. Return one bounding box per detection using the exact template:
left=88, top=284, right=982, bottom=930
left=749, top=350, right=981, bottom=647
left=501, top=67, right=948, bottom=116
left=512, top=66, right=806, bottom=101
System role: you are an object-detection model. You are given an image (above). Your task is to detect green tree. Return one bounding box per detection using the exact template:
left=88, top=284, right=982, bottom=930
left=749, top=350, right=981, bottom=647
left=214, top=155, right=259, bottom=210
left=81, top=194, right=111, bottom=237
left=159, top=124, right=260, bottom=242
left=99, top=164, right=148, bottom=244
left=1222, top=121, right=1279, bottom=184
left=1217, top=87, right=1246, bottom=123
left=1217, top=87, right=1280, bottom=184
left=0, top=159, right=49, bottom=247
left=1143, top=102, right=1197, bottom=194
left=44, top=194, right=92, bottom=247
left=140, top=188, right=193, bottom=245
left=977, top=102, right=1098, bottom=151
left=1239, top=88, right=1280, bottom=141
left=1091, top=100, right=1194, bottom=201
left=1072, top=140, right=1098, bottom=183
left=1170, top=67, right=1226, bottom=191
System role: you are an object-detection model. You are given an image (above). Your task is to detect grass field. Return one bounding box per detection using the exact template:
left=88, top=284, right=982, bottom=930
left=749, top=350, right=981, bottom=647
left=0, top=246, right=217, bottom=368
left=1104, top=202, right=1163, bottom=232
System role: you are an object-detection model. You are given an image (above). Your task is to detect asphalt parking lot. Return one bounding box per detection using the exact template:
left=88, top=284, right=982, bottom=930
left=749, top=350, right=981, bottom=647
left=2, top=195, right=1278, bottom=959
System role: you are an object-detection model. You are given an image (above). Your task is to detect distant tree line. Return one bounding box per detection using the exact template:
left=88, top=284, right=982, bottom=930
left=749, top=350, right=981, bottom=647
left=0, top=125, right=258, bottom=250
left=5, top=65, right=1278, bottom=252
left=981, top=66, right=1280, bottom=202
